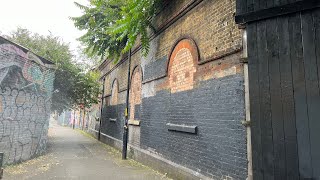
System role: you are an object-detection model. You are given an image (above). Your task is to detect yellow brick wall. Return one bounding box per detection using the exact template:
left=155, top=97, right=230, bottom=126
left=100, top=0, right=243, bottom=98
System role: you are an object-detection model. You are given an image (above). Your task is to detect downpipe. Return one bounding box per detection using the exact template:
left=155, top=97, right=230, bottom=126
left=241, top=28, right=253, bottom=180
left=98, top=77, right=106, bottom=140
left=122, top=49, right=131, bottom=160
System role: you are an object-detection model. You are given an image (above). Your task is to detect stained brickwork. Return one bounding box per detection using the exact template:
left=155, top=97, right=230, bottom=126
left=110, top=80, right=119, bottom=105
left=98, top=0, right=246, bottom=179
left=143, top=56, right=167, bottom=82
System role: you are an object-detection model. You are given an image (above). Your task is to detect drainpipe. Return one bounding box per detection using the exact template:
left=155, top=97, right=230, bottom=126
left=98, top=77, right=106, bottom=140
left=241, top=28, right=253, bottom=180
left=122, top=49, right=131, bottom=160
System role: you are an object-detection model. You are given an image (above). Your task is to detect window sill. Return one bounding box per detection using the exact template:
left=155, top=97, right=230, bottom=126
left=128, top=119, right=140, bottom=126
left=109, top=118, right=117, bottom=122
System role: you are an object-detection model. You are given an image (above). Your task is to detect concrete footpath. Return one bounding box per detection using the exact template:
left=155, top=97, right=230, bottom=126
left=3, top=121, right=169, bottom=180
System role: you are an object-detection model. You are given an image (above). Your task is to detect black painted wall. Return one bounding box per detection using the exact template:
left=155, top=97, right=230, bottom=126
left=143, top=56, right=167, bottom=81
left=100, top=65, right=247, bottom=179
left=141, top=74, right=247, bottom=179
left=236, top=0, right=307, bottom=15
left=101, top=104, right=125, bottom=140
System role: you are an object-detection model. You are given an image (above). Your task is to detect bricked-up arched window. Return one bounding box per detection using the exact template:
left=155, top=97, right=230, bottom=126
left=168, top=39, right=198, bottom=93
left=110, top=79, right=119, bottom=106
left=129, top=67, right=142, bottom=121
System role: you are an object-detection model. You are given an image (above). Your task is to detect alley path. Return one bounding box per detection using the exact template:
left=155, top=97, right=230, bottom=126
left=3, top=121, right=169, bottom=180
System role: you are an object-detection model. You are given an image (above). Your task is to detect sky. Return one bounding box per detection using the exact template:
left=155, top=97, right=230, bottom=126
left=0, top=0, right=89, bottom=53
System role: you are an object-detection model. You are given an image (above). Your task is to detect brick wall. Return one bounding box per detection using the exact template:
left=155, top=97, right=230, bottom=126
left=128, top=67, right=142, bottom=146
left=141, top=74, right=246, bottom=179
left=129, top=67, right=142, bottom=120
left=168, top=40, right=197, bottom=93
left=0, top=37, right=55, bottom=165
left=98, top=0, right=247, bottom=179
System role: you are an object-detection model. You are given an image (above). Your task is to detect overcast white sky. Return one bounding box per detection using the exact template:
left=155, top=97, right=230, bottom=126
left=0, top=0, right=89, bottom=53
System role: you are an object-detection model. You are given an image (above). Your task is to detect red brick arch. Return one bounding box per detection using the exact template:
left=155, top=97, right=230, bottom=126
left=130, top=65, right=143, bottom=84
left=129, top=66, right=142, bottom=120
left=167, top=38, right=199, bottom=93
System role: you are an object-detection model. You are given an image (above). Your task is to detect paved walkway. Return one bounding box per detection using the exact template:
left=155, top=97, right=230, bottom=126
left=3, top=121, right=169, bottom=180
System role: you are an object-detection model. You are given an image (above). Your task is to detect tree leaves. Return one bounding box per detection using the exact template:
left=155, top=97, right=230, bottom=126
left=72, top=0, right=162, bottom=62
left=8, top=28, right=101, bottom=114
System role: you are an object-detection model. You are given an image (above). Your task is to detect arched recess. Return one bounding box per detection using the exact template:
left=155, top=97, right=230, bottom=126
left=129, top=66, right=142, bottom=121
left=110, top=79, right=119, bottom=106
left=128, top=66, right=142, bottom=147
left=167, top=38, right=199, bottom=93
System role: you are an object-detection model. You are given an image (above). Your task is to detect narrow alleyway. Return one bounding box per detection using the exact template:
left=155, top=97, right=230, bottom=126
left=3, top=121, right=168, bottom=180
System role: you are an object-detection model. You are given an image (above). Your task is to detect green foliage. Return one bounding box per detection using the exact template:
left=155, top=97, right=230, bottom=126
left=72, top=0, right=127, bottom=61
left=72, top=0, right=162, bottom=62
left=8, top=28, right=101, bottom=114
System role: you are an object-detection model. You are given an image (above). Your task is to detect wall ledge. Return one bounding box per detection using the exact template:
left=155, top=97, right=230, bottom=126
left=166, top=123, right=197, bottom=134
left=128, top=120, right=140, bottom=126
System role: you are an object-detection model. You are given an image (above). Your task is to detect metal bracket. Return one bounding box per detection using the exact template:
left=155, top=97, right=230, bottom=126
left=240, top=57, right=248, bottom=63
left=241, top=120, right=251, bottom=127
left=238, top=24, right=246, bottom=29
left=109, top=118, right=117, bottom=122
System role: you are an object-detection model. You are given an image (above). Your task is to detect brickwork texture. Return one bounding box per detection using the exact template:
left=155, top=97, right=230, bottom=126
left=98, top=0, right=247, bottom=179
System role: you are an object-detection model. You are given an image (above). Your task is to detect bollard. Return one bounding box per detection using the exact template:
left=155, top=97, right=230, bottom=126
left=0, top=152, right=3, bottom=179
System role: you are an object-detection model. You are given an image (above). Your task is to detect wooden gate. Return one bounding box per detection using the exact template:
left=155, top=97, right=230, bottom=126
left=236, top=1, right=320, bottom=179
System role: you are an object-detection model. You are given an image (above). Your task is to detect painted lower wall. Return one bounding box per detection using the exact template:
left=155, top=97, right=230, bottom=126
left=94, top=0, right=247, bottom=179
left=97, top=74, right=247, bottom=179
left=140, top=74, right=247, bottom=179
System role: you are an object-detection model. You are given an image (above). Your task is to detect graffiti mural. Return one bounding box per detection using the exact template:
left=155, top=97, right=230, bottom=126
left=0, top=42, right=55, bottom=96
left=0, top=87, right=51, bottom=164
left=0, top=36, right=55, bottom=165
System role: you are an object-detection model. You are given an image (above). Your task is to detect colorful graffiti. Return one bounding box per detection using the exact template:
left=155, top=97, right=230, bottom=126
left=0, top=38, right=55, bottom=165
left=0, top=43, right=55, bottom=96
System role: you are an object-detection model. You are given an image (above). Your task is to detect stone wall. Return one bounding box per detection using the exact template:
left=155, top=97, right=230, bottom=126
left=0, top=36, right=55, bottom=165
left=96, top=0, right=247, bottom=179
